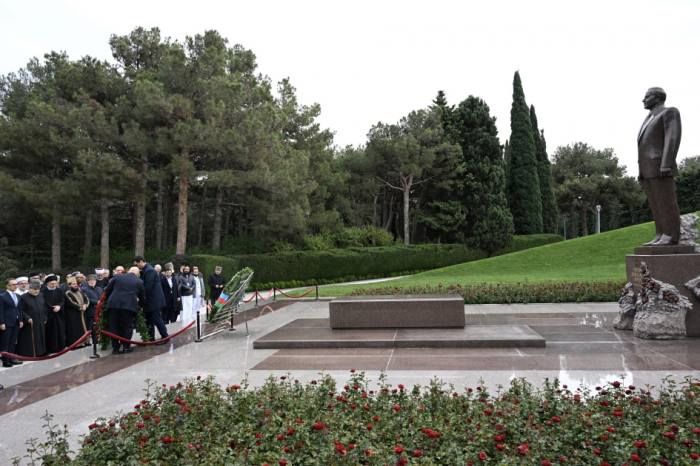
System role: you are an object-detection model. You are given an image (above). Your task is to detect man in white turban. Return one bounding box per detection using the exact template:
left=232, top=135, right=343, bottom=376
left=15, top=277, right=29, bottom=295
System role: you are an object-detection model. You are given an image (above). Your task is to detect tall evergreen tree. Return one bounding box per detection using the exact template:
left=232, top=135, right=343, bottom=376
left=506, top=71, right=542, bottom=234
left=450, top=96, right=513, bottom=254
left=530, top=105, right=558, bottom=233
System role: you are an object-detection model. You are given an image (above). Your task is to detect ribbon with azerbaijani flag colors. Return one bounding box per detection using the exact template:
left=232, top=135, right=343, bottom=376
left=215, top=293, right=229, bottom=309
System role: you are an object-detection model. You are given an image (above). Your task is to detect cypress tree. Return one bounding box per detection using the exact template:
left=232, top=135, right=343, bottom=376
left=451, top=95, right=514, bottom=254
left=506, top=71, right=542, bottom=234
left=530, top=105, right=558, bottom=233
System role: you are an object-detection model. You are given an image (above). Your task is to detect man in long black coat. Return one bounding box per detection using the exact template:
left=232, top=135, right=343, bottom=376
left=208, top=267, right=226, bottom=306
left=64, top=277, right=89, bottom=348
left=41, top=275, right=66, bottom=354
left=133, top=256, right=168, bottom=344
left=82, top=274, right=103, bottom=333
left=0, top=278, right=27, bottom=367
left=17, top=280, right=47, bottom=357
left=104, top=267, right=145, bottom=354
left=161, top=269, right=180, bottom=324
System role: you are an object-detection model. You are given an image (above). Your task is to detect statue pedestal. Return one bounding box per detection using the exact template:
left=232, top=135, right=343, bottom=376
left=626, top=253, right=700, bottom=336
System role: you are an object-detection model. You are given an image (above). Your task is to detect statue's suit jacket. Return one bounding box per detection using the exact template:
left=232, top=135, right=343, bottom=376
left=637, top=105, right=681, bottom=179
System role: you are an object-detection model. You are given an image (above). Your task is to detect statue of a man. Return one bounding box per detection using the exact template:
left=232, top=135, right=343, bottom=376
left=637, top=87, right=682, bottom=246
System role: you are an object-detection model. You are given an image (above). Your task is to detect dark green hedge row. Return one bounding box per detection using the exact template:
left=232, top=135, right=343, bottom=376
left=191, top=234, right=563, bottom=292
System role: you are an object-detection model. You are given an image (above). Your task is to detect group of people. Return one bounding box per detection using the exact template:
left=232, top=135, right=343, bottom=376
left=0, top=259, right=228, bottom=374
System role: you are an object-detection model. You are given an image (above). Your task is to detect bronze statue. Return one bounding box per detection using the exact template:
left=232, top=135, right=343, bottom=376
left=637, top=87, right=682, bottom=246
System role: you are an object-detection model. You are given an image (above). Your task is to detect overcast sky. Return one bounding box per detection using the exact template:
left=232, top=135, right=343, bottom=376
left=1, top=0, right=699, bottom=176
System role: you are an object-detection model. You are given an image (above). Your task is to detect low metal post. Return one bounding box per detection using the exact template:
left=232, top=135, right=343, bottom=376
left=254, top=288, right=259, bottom=307
left=90, top=327, right=100, bottom=359
left=273, top=284, right=276, bottom=302
left=315, top=285, right=319, bottom=301
left=229, top=311, right=236, bottom=331
left=205, top=299, right=209, bottom=322
left=195, top=311, right=203, bottom=342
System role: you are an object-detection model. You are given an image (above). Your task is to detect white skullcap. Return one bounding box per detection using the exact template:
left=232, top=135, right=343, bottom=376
left=16, top=276, right=28, bottom=282
left=95, top=268, right=105, bottom=274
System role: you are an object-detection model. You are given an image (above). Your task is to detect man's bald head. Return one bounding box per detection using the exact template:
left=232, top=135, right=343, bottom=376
left=128, top=267, right=140, bottom=276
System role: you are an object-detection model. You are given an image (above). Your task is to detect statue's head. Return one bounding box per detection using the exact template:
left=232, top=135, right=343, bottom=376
left=643, top=87, right=666, bottom=110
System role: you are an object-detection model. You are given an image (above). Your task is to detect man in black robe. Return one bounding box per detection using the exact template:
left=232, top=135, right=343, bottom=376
left=64, top=277, right=89, bottom=348
left=95, top=268, right=110, bottom=289
left=17, top=280, right=47, bottom=357
left=208, top=266, right=226, bottom=306
left=41, top=275, right=67, bottom=353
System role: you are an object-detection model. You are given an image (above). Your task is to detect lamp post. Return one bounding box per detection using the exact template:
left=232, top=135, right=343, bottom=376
left=563, top=213, right=567, bottom=240
left=596, top=205, right=601, bottom=234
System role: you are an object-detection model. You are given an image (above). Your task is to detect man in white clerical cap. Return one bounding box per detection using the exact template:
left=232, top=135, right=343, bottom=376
left=15, top=277, right=29, bottom=295
left=95, top=268, right=109, bottom=289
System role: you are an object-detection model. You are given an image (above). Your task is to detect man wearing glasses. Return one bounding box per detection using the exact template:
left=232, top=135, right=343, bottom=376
left=0, top=278, right=28, bottom=368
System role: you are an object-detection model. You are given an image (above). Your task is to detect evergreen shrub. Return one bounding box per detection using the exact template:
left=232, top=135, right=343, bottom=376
left=191, top=234, right=563, bottom=293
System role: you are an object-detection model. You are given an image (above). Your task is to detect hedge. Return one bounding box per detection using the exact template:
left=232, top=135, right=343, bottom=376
left=190, top=234, right=563, bottom=292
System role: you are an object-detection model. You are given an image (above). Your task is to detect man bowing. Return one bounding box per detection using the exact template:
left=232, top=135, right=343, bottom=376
left=103, top=267, right=145, bottom=354
left=133, top=256, right=168, bottom=345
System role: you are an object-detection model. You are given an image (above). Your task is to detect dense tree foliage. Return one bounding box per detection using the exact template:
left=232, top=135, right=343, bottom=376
left=530, top=105, right=558, bottom=233
left=551, top=143, right=642, bottom=238
left=505, top=72, right=542, bottom=234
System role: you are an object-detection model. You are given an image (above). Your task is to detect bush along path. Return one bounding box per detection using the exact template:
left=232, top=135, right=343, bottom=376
left=346, top=280, right=627, bottom=304
left=21, top=372, right=700, bottom=465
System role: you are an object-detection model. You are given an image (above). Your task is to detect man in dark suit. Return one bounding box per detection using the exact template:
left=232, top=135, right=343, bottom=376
left=637, top=87, right=682, bottom=246
left=103, top=267, right=145, bottom=354
left=0, top=278, right=28, bottom=367
left=133, top=256, right=168, bottom=344
left=161, top=268, right=180, bottom=324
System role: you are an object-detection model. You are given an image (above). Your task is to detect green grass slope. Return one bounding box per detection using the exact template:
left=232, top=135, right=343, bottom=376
left=310, top=220, right=666, bottom=297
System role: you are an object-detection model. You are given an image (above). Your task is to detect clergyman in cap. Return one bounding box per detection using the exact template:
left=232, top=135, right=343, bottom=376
left=82, top=274, right=103, bottom=334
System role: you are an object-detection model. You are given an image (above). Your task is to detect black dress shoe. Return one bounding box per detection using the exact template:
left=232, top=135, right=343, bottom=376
left=122, top=348, right=134, bottom=354
left=10, top=359, right=23, bottom=365
left=112, top=350, right=120, bottom=355
left=0, top=384, right=3, bottom=389
left=3, top=362, right=13, bottom=368
left=155, top=339, right=168, bottom=346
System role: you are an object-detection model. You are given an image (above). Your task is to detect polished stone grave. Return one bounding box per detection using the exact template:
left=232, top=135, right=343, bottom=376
left=329, top=294, right=465, bottom=328
left=253, top=315, right=545, bottom=349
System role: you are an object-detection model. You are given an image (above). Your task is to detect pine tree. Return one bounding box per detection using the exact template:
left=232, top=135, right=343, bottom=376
left=506, top=71, right=542, bottom=234
left=451, top=95, right=514, bottom=254
left=530, top=105, right=558, bottom=233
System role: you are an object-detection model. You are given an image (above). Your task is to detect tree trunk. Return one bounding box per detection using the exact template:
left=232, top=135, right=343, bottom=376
left=580, top=205, right=588, bottom=237
left=164, top=174, right=174, bottom=248
left=212, top=187, right=223, bottom=250
left=52, top=216, right=61, bottom=271
left=134, top=157, right=148, bottom=256
left=383, top=193, right=395, bottom=231
left=237, top=204, right=244, bottom=238
left=381, top=186, right=388, bottom=228
left=223, top=207, right=231, bottom=245
left=569, top=204, right=577, bottom=239
left=155, top=158, right=164, bottom=250
left=372, top=193, right=378, bottom=228
left=101, top=201, right=110, bottom=269
left=83, top=209, right=93, bottom=264
left=197, top=184, right=207, bottom=246
left=176, top=173, right=189, bottom=255
left=402, top=175, right=412, bottom=246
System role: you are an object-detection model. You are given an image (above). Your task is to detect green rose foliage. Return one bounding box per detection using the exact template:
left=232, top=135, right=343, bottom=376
left=26, top=373, right=700, bottom=465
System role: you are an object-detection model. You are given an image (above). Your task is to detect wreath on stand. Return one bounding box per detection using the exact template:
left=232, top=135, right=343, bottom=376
left=94, top=272, right=152, bottom=351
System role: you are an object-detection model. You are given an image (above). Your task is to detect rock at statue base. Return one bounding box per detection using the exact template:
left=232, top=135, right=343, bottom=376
left=613, top=283, right=636, bottom=330
left=680, top=214, right=700, bottom=253
left=633, top=262, right=692, bottom=340
left=685, top=275, right=700, bottom=299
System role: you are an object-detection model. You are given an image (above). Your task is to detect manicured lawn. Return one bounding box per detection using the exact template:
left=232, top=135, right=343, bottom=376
left=303, top=220, right=666, bottom=297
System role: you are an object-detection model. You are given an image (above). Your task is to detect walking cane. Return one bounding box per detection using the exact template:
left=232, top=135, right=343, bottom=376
left=195, top=311, right=203, bottom=343
left=30, top=321, right=36, bottom=357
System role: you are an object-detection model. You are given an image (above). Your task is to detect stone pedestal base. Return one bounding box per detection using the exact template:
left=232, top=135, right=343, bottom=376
left=626, top=253, right=700, bottom=336
left=329, top=295, right=465, bottom=328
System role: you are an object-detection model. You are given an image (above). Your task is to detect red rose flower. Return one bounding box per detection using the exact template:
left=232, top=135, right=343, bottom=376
left=414, top=450, right=422, bottom=457
left=279, top=461, right=288, bottom=466
left=479, top=452, right=487, bottom=460
left=518, top=444, right=529, bottom=455
left=394, top=446, right=405, bottom=454
left=634, top=440, right=647, bottom=448
left=283, top=447, right=291, bottom=453
left=593, top=448, right=602, bottom=455
left=691, top=453, right=699, bottom=460
left=496, top=444, right=505, bottom=451
left=366, top=424, right=372, bottom=430
left=541, top=461, right=551, bottom=466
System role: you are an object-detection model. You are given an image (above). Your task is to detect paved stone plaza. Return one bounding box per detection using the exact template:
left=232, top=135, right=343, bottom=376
left=2, top=299, right=700, bottom=463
